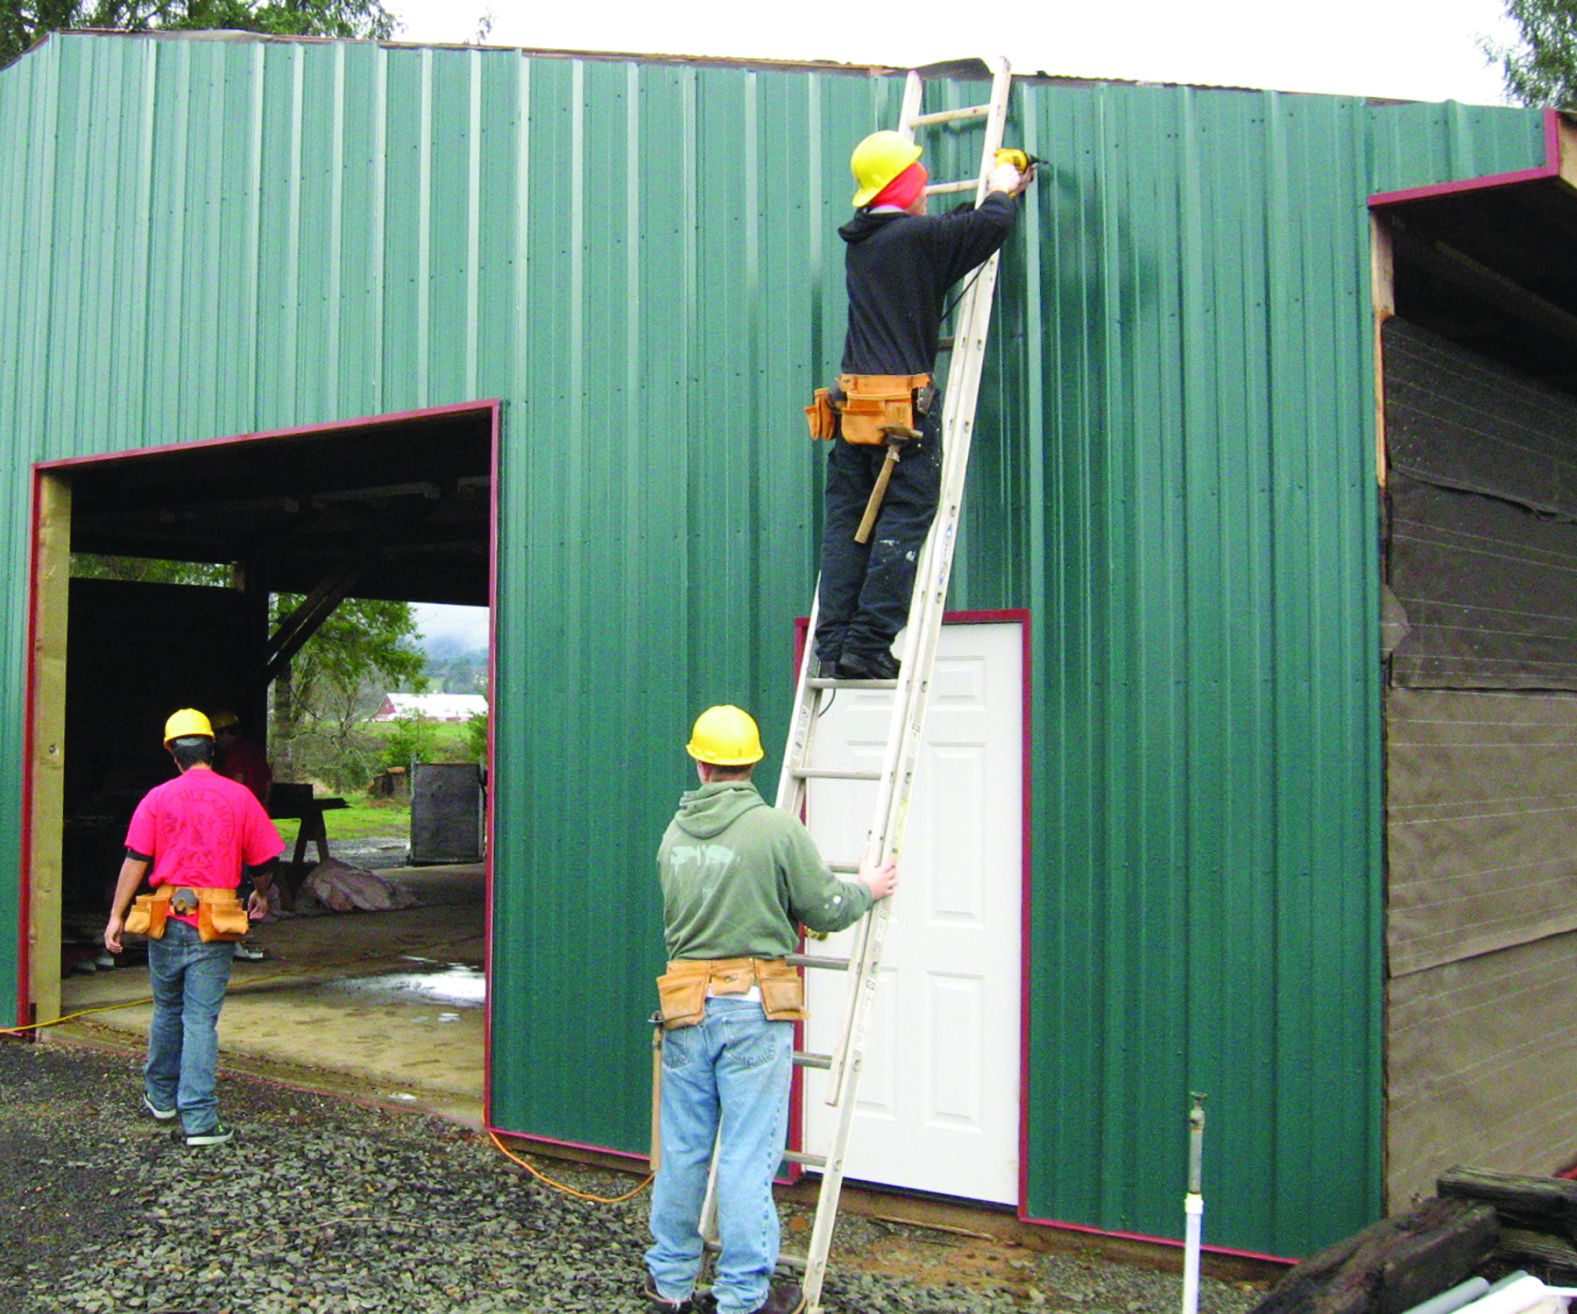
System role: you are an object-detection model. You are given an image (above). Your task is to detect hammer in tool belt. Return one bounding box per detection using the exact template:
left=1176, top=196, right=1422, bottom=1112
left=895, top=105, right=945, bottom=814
left=854, top=424, right=922, bottom=545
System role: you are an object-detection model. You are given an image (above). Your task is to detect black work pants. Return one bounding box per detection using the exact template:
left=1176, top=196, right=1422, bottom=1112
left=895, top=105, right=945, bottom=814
left=814, top=414, right=942, bottom=666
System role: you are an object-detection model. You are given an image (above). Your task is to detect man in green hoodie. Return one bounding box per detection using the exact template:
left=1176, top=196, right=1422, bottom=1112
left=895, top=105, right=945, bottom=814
left=643, top=704, right=897, bottom=1314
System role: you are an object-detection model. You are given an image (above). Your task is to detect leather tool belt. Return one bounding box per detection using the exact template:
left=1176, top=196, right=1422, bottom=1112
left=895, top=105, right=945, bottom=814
left=656, top=957, right=808, bottom=1029
left=805, top=372, right=933, bottom=445
left=125, top=886, right=249, bottom=942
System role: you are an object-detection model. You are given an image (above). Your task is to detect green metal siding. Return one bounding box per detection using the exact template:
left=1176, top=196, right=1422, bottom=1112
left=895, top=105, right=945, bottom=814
left=965, top=85, right=1543, bottom=1250
left=0, top=32, right=1551, bottom=1254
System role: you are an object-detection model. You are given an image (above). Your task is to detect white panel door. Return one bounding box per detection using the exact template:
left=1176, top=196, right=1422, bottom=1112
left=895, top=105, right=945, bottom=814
left=800, top=619, right=1024, bottom=1204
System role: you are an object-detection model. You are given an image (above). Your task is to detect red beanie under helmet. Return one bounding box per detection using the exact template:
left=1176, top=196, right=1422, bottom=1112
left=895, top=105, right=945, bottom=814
left=870, top=161, right=928, bottom=209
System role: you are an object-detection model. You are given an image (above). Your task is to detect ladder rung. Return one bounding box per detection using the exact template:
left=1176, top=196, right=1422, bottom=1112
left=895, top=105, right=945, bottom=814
left=926, top=179, right=979, bottom=196
left=827, top=860, right=858, bottom=875
left=911, top=102, right=991, bottom=126
left=786, top=953, right=850, bottom=971
left=783, top=1149, right=828, bottom=1169
left=708, top=1244, right=813, bottom=1272
left=807, top=675, right=898, bottom=690
left=794, top=1050, right=832, bottom=1069
left=791, top=767, right=881, bottom=782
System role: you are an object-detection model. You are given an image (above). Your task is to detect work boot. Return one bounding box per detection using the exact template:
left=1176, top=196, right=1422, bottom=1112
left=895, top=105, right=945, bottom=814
left=835, top=649, right=899, bottom=681
left=747, top=1284, right=805, bottom=1314
left=640, top=1278, right=694, bottom=1313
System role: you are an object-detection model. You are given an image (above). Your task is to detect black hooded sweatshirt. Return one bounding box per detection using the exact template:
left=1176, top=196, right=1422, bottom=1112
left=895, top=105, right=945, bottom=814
left=838, top=191, right=1018, bottom=377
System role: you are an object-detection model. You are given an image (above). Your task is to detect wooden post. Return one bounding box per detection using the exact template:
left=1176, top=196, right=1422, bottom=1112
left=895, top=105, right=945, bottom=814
left=27, top=473, right=71, bottom=1026
left=1371, top=213, right=1395, bottom=494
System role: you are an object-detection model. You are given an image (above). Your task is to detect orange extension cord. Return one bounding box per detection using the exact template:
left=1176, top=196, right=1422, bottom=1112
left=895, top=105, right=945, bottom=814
left=486, top=1130, right=653, bottom=1204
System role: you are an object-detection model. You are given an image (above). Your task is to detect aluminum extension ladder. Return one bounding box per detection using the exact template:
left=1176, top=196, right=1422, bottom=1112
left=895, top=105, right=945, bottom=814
left=777, top=55, right=1017, bottom=1314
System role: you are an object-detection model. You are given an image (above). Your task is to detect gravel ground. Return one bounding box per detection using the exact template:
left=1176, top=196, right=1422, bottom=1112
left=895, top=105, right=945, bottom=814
left=0, top=1038, right=1272, bottom=1314
left=29, top=838, right=1275, bottom=1312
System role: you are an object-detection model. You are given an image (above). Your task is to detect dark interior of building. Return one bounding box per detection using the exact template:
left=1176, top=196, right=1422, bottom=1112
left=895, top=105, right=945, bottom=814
left=1386, top=165, right=1577, bottom=398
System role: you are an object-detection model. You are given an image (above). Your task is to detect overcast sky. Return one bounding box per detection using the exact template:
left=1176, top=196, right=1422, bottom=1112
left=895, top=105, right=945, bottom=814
left=386, top=0, right=1520, bottom=106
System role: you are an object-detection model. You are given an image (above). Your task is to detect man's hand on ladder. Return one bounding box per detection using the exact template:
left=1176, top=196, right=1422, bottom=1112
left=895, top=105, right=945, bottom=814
left=858, top=858, right=899, bottom=901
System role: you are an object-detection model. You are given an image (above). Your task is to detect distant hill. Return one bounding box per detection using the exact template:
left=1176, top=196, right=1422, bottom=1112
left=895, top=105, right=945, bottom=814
left=421, top=644, right=487, bottom=694
left=422, top=634, right=487, bottom=662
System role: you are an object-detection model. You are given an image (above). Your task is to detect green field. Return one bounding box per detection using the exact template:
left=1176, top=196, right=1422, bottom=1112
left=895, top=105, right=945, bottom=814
left=273, top=793, right=411, bottom=847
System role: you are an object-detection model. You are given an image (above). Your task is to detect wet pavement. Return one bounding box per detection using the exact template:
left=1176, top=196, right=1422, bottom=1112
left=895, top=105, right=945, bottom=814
left=55, top=859, right=487, bottom=1123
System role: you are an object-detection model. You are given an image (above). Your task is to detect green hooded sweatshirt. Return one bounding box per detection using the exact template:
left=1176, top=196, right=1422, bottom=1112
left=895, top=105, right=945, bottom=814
left=658, top=779, right=874, bottom=960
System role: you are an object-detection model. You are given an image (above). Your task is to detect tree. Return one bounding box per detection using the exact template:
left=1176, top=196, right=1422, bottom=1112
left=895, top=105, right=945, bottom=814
left=2, top=0, right=398, bottom=70
left=71, top=553, right=228, bottom=585
left=1487, top=0, right=1577, bottom=108
left=271, top=594, right=426, bottom=789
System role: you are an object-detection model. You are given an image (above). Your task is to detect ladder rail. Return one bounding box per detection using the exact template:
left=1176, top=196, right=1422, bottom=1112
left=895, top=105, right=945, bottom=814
left=799, top=56, right=1016, bottom=1314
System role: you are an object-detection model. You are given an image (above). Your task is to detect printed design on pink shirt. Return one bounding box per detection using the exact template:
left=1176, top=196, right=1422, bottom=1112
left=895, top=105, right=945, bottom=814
left=127, top=770, right=284, bottom=893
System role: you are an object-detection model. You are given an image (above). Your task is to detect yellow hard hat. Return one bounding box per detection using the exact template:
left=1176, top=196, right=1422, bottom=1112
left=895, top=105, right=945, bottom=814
left=209, top=708, right=239, bottom=732
left=163, top=708, right=214, bottom=746
left=686, top=705, right=765, bottom=766
left=851, top=130, right=923, bottom=207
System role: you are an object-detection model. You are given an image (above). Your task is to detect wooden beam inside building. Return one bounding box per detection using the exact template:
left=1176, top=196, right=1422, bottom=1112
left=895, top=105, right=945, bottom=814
left=1390, top=226, right=1577, bottom=356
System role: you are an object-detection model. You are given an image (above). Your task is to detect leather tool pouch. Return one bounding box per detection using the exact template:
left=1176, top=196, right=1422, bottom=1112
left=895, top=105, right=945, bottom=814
left=835, top=372, right=931, bottom=446
left=196, top=889, right=249, bottom=943
left=656, top=957, right=808, bottom=1028
left=656, top=961, right=712, bottom=1031
left=755, top=958, right=808, bottom=1022
left=805, top=387, right=837, bottom=441
left=124, top=890, right=171, bottom=939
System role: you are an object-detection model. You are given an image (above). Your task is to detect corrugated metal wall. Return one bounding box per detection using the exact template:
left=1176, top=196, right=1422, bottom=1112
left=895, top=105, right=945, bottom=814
left=980, top=83, right=1544, bottom=1251
left=0, top=32, right=1551, bottom=1255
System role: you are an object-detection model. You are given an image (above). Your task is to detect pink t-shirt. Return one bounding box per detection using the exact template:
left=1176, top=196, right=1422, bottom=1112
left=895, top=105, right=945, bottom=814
left=126, top=766, right=284, bottom=926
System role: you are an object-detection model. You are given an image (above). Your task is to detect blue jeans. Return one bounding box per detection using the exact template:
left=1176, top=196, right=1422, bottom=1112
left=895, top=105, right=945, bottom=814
left=646, top=997, right=794, bottom=1314
left=145, top=919, right=234, bottom=1134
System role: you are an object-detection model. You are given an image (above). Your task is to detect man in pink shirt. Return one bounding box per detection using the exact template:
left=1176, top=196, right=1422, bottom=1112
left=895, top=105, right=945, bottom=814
left=103, top=708, right=284, bottom=1146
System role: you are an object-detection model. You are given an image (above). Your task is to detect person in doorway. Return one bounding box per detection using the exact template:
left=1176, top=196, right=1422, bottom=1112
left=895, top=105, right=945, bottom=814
left=643, top=705, right=897, bottom=1314
left=211, top=708, right=273, bottom=807
left=210, top=708, right=273, bottom=961
left=813, top=130, right=1035, bottom=681
left=102, top=708, right=284, bottom=1146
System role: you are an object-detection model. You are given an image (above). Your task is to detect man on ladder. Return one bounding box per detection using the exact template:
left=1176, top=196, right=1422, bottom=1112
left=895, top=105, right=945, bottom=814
left=643, top=705, right=897, bottom=1314
left=809, top=130, right=1035, bottom=681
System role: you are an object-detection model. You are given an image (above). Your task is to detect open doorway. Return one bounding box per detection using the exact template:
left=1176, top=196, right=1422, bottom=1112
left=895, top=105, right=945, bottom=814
left=23, top=402, right=497, bottom=1120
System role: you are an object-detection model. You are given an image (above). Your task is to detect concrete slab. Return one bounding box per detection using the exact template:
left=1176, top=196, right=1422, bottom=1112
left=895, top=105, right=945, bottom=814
left=56, top=864, right=487, bottom=1125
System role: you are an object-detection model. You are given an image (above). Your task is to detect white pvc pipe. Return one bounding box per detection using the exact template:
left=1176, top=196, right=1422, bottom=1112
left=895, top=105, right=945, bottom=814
left=1397, top=1275, right=1491, bottom=1314
left=1453, top=1274, right=1569, bottom=1314
left=1181, top=1193, right=1203, bottom=1314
